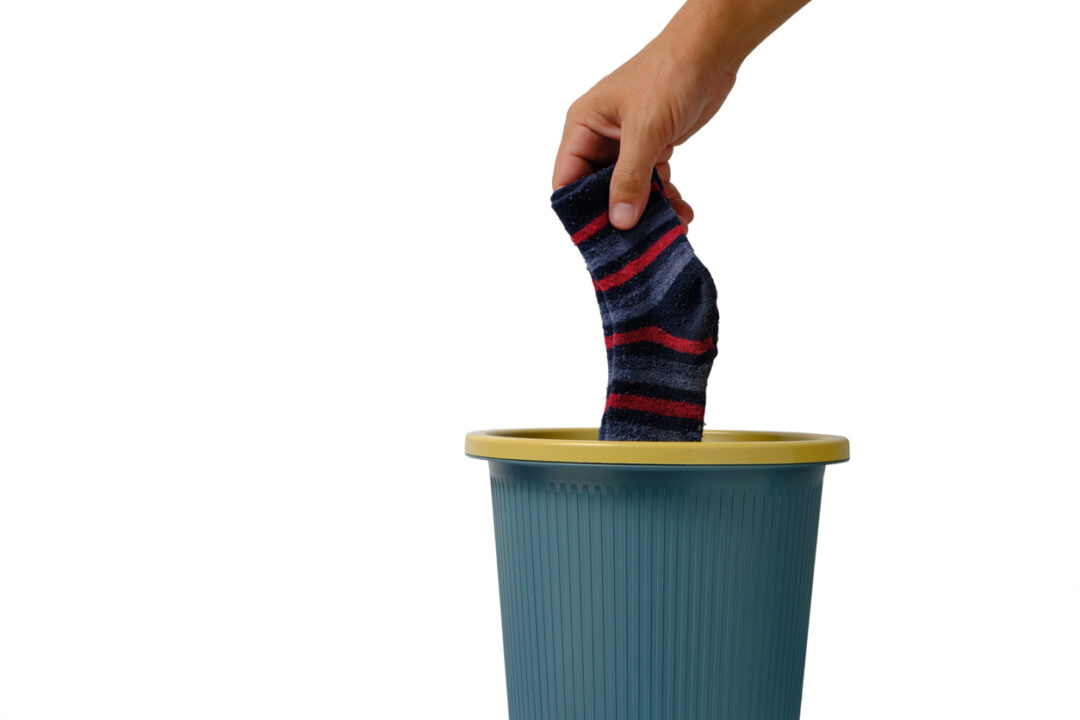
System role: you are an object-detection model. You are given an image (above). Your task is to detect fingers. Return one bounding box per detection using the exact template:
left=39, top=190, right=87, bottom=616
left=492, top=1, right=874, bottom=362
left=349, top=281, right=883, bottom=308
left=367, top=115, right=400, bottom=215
left=608, top=120, right=667, bottom=230
left=553, top=123, right=621, bottom=190
left=656, top=161, right=671, bottom=184
left=552, top=154, right=595, bottom=192
left=664, top=179, right=694, bottom=227
left=553, top=98, right=622, bottom=190
left=654, top=162, right=692, bottom=227
left=554, top=107, right=686, bottom=229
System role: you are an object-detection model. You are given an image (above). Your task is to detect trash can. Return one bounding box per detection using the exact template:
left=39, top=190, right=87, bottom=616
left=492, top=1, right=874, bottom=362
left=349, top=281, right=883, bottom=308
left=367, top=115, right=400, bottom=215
left=465, top=428, right=849, bottom=720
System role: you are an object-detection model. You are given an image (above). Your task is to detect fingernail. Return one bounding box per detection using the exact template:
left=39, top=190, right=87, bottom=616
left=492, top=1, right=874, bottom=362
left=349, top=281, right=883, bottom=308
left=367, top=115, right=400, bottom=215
left=610, top=203, right=635, bottom=228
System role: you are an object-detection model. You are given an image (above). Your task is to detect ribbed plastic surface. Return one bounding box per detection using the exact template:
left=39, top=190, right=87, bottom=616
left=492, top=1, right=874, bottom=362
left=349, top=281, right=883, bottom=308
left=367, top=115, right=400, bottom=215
left=488, top=460, right=825, bottom=720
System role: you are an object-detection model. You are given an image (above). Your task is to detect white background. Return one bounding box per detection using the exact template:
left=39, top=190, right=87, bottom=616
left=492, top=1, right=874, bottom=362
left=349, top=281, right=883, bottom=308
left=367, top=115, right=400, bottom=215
left=2, top=0, right=1078, bottom=717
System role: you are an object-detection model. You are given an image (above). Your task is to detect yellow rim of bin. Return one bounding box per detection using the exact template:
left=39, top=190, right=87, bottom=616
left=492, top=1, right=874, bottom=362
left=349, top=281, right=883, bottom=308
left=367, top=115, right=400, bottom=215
left=465, top=428, right=849, bottom=466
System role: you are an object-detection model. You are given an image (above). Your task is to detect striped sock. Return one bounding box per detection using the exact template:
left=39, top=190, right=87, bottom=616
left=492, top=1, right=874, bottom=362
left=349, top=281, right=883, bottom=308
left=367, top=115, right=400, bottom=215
left=551, top=165, right=719, bottom=441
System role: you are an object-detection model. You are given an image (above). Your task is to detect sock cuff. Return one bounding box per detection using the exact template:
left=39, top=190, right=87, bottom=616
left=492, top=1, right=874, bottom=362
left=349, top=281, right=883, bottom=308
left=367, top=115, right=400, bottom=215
left=550, top=165, right=615, bottom=236
left=550, top=165, right=670, bottom=236
left=551, top=165, right=684, bottom=283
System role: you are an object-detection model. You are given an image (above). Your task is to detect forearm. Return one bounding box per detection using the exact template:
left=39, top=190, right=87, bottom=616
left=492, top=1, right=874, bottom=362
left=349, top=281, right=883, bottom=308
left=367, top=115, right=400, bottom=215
left=660, top=0, right=812, bottom=74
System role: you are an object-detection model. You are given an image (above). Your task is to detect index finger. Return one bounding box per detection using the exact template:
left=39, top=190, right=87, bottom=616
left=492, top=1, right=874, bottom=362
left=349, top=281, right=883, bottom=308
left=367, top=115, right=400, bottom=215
left=552, top=123, right=619, bottom=191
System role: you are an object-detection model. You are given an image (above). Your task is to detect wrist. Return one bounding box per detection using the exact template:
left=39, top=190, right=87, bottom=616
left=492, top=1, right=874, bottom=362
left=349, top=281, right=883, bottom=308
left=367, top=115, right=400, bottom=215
left=661, top=0, right=809, bottom=76
left=658, top=5, right=747, bottom=80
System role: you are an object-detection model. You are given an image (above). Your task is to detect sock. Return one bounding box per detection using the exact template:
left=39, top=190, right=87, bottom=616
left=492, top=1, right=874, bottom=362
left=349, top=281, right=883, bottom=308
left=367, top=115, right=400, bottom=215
left=551, top=165, right=719, bottom=441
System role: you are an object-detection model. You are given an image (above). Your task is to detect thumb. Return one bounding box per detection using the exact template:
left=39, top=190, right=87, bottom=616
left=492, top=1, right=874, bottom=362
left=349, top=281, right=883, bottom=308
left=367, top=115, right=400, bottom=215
left=609, top=122, right=665, bottom=230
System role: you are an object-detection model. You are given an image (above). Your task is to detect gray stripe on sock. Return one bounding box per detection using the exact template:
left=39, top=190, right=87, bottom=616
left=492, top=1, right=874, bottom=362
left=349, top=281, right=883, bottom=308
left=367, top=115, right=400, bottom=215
left=609, top=354, right=713, bottom=393
left=580, top=208, right=679, bottom=272
left=605, top=243, right=695, bottom=324
left=601, top=419, right=700, bottom=442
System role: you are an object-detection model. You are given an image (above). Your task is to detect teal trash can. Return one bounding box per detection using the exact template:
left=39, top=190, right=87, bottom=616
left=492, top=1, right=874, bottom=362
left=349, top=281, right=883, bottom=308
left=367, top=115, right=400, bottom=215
left=465, top=428, right=849, bottom=720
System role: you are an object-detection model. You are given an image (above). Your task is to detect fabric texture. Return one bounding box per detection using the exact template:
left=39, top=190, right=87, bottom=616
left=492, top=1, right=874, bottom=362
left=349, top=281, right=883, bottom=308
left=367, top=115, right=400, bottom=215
left=551, top=165, right=720, bottom=441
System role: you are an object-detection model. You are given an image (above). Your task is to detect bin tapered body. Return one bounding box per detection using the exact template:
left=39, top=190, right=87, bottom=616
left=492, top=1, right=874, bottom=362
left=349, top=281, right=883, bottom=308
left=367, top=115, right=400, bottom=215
left=467, top=429, right=848, bottom=720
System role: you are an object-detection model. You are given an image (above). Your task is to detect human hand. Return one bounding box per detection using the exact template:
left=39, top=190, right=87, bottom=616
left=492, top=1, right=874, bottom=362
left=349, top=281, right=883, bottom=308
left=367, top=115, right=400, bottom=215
left=552, top=30, right=738, bottom=230
left=553, top=0, right=812, bottom=230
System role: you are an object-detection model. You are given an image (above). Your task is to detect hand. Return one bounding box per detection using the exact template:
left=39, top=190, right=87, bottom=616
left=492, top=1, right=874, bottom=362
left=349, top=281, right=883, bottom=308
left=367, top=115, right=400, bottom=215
left=552, top=31, right=738, bottom=230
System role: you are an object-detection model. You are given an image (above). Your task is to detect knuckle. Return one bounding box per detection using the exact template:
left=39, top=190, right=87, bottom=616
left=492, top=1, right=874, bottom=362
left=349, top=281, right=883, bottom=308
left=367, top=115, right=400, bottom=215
left=565, top=95, right=589, bottom=120
left=611, top=165, right=648, bottom=191
left=630, top=115, right=667, bottom=143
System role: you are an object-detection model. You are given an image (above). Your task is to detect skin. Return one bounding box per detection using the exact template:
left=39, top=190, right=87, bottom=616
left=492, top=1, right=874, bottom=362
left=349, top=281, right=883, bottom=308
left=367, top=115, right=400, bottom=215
left=553, top=0, right=813, bottom=229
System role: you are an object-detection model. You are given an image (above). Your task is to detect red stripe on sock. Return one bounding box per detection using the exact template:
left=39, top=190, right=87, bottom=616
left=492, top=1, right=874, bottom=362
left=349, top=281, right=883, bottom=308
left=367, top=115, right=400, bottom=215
left=571, top=211, right=609, bottom=245
left=573, top=183, right=661, bottom=246
left=593, top=225, right=684, bottom=292
left=605, top=326, right=715, bottom=355
left=605, top=393, right=705, bottom=421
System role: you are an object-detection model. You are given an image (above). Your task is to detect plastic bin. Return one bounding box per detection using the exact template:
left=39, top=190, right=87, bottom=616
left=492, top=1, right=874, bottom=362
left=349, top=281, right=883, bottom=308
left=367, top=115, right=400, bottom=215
left=465, top=428, right=849, bottom=720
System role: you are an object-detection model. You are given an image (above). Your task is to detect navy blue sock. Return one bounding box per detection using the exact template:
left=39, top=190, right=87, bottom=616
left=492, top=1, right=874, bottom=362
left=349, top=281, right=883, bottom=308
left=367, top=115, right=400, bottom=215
left=552, top=165, right=719, bottom=441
